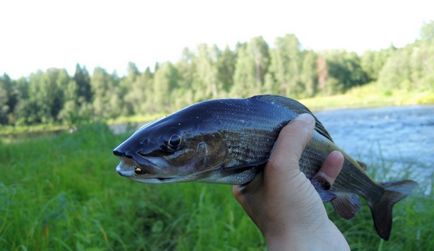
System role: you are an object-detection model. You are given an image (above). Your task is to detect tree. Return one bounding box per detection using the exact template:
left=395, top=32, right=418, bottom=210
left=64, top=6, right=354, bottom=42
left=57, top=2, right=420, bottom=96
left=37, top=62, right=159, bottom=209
left=321, top=51, right=368, bottom=94
left=216, top=46, right=237, bottom=93
left=119, top=62, right=141, bottom=115
left=174, top=48, right=196, bottom=106
left=232, top=37, right=270, bottom=97
left=379, top=37, right=434, bottom=91
left=59, top=79, right=81, bottom=125
left=269, top=34, right=303, bottom=97
left=13, top=78, right=31, bottom=125
left=192, top=44, right=220, bottom=100
left=124, top=66, right=154, bottom=114
left=91, top=68, right=123, bottom=119
left=301, top=51, right=318, bottom=97
left=249, top=36, right=270, bottom=86
left=0, top=74, right=13, bottom=124
left=73, top=64, right=92, bottom=103
left=420, top=20, right=434, bottom=42
left=361, top=49, right=393, bottom=81
left=26, top=69, right=71, bottom=123
left=153, top=63, right=179, bottom=110
left=232, top=45, right=255, bottom=97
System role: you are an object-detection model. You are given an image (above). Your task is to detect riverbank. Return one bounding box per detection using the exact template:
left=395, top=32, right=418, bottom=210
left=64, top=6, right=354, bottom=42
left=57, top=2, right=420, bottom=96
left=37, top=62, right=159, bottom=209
left=0, top=123, right=432, bottom=250
left=300, top=82, right=434, bottom=110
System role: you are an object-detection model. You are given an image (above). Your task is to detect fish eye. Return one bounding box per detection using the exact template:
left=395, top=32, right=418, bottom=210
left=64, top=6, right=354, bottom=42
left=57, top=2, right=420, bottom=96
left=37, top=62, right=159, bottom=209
left=135, top=167, right=143, bottom=175
left=167, top=134, right=182, bottom=150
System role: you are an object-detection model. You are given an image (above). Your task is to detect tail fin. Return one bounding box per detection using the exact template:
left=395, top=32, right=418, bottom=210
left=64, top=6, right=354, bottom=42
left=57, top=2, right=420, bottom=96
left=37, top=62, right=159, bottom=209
left=369, top=180, right=417, bottom=240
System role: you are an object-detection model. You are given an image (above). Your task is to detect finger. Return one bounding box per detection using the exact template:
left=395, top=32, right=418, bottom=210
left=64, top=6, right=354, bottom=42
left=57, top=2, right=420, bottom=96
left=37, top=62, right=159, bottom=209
left=267, top=113, right=315, bottom=172
left=315, top=151, right=344, bottom=187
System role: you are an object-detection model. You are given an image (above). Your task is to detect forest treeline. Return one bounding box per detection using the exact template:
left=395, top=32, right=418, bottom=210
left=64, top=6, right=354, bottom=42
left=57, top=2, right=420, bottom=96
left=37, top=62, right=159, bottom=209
left=1, top=22, right=433, bottom=126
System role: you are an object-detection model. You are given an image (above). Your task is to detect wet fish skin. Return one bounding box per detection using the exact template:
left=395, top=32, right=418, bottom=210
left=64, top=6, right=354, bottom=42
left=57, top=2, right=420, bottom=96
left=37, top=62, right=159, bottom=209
left=113, top=95, right=417, bottom=240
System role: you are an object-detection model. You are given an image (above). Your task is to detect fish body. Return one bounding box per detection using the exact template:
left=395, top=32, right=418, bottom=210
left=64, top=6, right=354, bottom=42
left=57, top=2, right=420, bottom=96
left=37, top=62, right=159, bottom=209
left=113, top=95, right=417, bottom=240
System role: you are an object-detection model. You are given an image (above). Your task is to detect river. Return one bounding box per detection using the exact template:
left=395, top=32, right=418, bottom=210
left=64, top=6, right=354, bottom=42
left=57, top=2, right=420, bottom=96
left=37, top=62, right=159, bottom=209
left=315, top=105, right=433, bottom=187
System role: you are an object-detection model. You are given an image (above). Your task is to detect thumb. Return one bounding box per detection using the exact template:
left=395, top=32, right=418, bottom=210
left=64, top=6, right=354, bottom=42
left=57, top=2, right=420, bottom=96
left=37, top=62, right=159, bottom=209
left=266, top=113, right=315, bottom=178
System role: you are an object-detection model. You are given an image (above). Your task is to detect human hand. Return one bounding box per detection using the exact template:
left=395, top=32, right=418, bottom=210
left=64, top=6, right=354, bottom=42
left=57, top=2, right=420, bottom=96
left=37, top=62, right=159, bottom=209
left=233, top=114, right=350, bottom=251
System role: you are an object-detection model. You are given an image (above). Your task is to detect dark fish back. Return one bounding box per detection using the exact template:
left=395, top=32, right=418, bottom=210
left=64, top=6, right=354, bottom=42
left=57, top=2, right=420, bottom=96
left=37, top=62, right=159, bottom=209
left=249, top=95, right=334, bottom=141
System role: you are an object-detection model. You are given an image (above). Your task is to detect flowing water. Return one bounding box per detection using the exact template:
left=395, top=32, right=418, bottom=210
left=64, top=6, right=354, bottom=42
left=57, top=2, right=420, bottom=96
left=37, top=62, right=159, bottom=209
left=315, top=105, right=434, bottom=187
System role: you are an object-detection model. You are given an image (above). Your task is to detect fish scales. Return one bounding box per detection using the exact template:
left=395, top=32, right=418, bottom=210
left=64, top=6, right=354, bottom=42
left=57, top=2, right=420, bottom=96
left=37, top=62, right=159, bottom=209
left=300, top=146, right=325, bottom=178
left=225, top=131, right=276, bottom=164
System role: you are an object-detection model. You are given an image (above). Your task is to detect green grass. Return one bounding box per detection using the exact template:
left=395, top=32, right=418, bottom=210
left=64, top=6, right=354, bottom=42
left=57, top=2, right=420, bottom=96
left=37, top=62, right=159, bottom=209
left=0, top=124, right=433, bottom=250
left=0, top=124, right=69, bottom=138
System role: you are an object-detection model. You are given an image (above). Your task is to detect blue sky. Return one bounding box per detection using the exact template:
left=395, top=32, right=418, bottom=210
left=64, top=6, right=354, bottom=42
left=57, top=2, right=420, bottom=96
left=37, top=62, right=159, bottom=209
left=0, top=0, right=433, bottom=78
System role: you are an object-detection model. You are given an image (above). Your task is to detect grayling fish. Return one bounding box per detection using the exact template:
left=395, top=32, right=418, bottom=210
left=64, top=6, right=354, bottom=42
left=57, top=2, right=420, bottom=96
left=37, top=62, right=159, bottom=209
left=113, top=95, right=417, bottom=240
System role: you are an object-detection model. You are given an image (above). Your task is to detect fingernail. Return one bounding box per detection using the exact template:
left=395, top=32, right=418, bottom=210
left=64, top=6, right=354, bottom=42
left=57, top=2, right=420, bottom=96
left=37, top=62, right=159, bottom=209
left=296, top=113, right=314, bottom=125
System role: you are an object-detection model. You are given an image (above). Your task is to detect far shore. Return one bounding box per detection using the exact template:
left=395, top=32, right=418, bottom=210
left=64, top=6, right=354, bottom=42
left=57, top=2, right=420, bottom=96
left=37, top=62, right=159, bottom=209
left=1, top=83, right=433, bottom=137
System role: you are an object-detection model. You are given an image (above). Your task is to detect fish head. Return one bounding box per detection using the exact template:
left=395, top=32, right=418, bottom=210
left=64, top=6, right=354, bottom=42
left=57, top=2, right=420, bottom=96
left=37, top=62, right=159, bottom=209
left=113, top=110, right=228, bottom=184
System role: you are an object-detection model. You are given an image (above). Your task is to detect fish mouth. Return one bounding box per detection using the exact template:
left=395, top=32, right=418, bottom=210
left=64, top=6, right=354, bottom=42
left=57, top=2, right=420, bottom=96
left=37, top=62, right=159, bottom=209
left=115, top=158, right=221, bottom=184
left=115, top=160, right=187, bottom=184
left=116, top=162, right=135, bottom=177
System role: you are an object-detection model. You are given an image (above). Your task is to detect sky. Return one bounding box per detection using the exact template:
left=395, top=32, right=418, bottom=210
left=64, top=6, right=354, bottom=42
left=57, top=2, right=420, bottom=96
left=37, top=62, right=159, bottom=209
left=0, top=0, right=433, bottom=79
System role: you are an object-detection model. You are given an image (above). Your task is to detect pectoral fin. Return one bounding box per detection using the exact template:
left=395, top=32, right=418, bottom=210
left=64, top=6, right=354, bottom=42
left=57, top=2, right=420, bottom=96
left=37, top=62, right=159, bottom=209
left=311, top=176, right=336, bottom=202
left=331, top=193, right=361, bottom=219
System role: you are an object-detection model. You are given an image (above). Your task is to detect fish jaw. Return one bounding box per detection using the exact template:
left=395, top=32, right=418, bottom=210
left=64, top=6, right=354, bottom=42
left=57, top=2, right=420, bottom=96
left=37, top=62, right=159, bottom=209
left=115, top=157, right=204, bottom=184
left=116, top=162, right=136, bottom=177
left=115, top=157, right=138, bottom=177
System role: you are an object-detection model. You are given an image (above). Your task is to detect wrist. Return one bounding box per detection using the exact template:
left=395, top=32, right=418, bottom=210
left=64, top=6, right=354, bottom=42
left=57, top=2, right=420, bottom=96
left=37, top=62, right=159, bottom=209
left=265, top=219, right=350, bottom=251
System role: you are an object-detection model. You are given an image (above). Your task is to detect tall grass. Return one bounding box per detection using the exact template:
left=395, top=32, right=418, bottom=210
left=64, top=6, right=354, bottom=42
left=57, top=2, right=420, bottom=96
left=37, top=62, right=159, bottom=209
left=0, top=124, right=432, bottom=250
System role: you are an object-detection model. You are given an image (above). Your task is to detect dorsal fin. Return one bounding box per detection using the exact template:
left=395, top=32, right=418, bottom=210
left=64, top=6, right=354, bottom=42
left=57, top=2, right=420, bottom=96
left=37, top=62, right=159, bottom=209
left=250, top=95, right=334, bottom=142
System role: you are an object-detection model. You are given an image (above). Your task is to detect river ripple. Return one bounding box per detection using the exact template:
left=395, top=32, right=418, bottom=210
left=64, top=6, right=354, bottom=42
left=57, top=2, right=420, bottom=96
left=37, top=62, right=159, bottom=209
left=315, top=105, right=434, bottom=184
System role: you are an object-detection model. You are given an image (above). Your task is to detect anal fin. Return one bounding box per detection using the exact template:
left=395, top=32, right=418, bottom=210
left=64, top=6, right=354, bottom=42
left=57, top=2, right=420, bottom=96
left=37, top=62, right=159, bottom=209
left=331, top=193, right=361, bottom=219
